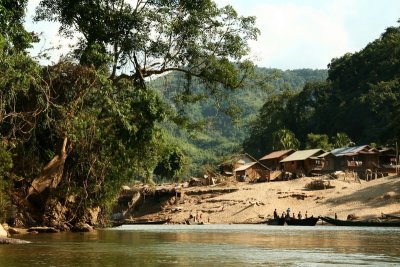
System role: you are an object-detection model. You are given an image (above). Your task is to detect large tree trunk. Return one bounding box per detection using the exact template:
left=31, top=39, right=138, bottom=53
left=27, top=136, right=68, bottom=198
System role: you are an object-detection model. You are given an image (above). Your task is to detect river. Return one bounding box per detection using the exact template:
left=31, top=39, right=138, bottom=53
left=1, top=224, right=400, bottom=266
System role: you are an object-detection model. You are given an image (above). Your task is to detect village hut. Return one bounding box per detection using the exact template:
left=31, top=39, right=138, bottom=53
left=280, top=149, right=325, bottom=176
left=234, top=162, right=270, bottom=182
left=259, top=149, right=295, bottom=170
left=219, top=153, right=258, bottom=176
left=331, top=145, right=380, bottom=172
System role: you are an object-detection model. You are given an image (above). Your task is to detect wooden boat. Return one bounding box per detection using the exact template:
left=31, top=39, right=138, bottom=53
left=320, top=216, right=400, bottom=227
left=285, top=217, right=319, bottom=226
left=382, top=213, right=400, bottom=220
left=116, top=218, right=171, bottom=225
left=266, top=217, right=285, bottom=225
left=185, top=220, right=207, bottom=225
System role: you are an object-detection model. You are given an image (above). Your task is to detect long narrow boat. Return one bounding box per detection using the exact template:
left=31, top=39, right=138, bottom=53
left=285, top=217, right=319, bottom=226
left=122, top=219, right=170, bottom=225
left=321, top=216, right=400, bottom=227
left=266, top=217, right=285, bottom=225
left=382, top=213, right=400, bottom=220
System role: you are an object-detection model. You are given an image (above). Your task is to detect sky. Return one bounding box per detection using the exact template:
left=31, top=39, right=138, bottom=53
left=25, top=0, right=400, bottom=70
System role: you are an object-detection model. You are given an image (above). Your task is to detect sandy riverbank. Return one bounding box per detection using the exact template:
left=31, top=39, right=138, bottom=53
left=135, top=175, right=400, bottom=224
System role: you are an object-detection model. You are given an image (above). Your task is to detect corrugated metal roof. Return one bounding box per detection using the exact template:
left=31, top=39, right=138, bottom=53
left=234, top=162, right=256, bottom=172
left=259, top=149, right=294, bottom=161
left=280, top=149, right=324, bottom=162
left=331, top=145, right=374, bottom=156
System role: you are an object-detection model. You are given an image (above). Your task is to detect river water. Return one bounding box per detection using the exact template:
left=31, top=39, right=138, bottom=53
left=1, top=224, right=400, bottom=266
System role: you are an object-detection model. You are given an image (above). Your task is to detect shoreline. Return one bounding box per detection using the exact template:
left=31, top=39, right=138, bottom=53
left=129, top=175, right=400, bottom=225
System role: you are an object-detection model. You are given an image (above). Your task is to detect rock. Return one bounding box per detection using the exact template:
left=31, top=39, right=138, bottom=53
left=8, top=228, right=20, bottom=235
left=0, top=224, right=8, bottom=237
left=71, top=222, right=93, bottom=232
left=383, top=191, right=397, bottom=200
left=28, top=227, right=59, bottom=233
left=0, top=237, right=31, bottom=244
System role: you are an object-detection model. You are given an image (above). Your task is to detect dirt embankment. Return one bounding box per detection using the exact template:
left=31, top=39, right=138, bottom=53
left=119, top=175, right=400, bottom=224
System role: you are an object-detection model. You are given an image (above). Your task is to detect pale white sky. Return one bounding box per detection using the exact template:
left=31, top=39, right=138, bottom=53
left=25, top=0, right=400, bottom=69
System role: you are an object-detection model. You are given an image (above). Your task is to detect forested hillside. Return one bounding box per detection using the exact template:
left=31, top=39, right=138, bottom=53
left=244, top=23, right=400, bottom=157
left=152, top=68, right=327, bottom=176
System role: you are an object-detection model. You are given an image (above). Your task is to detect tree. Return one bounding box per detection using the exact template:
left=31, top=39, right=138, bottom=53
left=35, top=0, right=259, bottom=89
left=154, top=145, right=188, bottom=181
left=0, top=0, right=35, bottom=51
left=305, top=133, right=331, bottom=150
left=331, top=132, right=354, bottom=148
left=272, top=129, right=300, bottom=150
left=327, top=23, right=400, bottom=144
left=243, top=89, right=298, bottom=156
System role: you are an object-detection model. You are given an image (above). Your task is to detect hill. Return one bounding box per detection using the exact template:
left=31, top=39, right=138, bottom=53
left=151, top=68, right=327, bottom=177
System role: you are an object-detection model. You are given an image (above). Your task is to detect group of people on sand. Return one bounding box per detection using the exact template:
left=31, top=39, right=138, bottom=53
left=273, top=208, right=312, bottom=220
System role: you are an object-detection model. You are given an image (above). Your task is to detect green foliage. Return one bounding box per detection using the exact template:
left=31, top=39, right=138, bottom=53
left=35, top=0, right=260, bottom=90
left=154, top=145, right=189, bottom=181
left=331, top=133, right=354, bottom=148
left=0, top=0, right=35, bottom=52
left=306, top=133, right=331, bottom=151
left=272, top=129, right=300, bottom=150
left=326, top=24, right=400, bottom=144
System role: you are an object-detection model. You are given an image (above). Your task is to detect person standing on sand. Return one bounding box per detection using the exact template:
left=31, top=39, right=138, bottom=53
left=335, top=213, right=338, bottom=220
left=305, top=211, right=308, bottom=218
left=287, top=208, right=291, bottom=217
left=273, top=209, right=278, bottom=219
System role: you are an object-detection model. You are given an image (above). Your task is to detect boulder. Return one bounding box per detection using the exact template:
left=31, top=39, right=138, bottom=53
left=71, top=222, right=93, bottom=232
left=8, top=228, right=20, bottom=235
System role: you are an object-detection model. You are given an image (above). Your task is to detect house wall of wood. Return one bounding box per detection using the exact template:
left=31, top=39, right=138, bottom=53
left=282, top=159, right=325, bottom=176
left=235, top=165, right=270, bottom=181
left=260, top=159, right=279, bottom=170
left=363, top=154, right=379, bottom=169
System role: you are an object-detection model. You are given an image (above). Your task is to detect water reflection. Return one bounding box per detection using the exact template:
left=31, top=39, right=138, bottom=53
left=1, top=225, right=399, bottom=266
